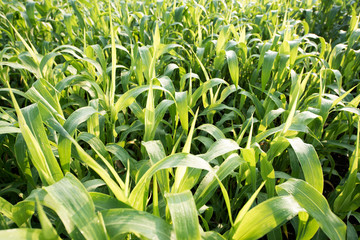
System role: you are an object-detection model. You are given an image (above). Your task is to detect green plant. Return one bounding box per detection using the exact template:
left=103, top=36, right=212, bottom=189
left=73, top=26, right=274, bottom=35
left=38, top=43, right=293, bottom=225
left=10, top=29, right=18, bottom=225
left=0, top=0, right=359, bottom=239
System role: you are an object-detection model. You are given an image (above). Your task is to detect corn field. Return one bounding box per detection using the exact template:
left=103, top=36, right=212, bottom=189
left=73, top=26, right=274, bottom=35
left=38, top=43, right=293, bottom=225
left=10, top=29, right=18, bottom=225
left=0, top=0, right=359, bottom=239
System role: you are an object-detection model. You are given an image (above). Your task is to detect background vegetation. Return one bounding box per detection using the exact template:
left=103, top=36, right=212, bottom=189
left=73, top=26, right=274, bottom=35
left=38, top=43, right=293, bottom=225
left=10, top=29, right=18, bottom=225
left=0, top=0, right=359, bottom=239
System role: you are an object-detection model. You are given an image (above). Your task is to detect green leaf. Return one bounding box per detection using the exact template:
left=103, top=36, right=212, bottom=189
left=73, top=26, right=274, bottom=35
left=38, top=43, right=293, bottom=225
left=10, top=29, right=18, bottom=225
left=216, top=27, right=230, bottom=55
left=37, top=173, right=108, bottom=240
left=233, top=181, right=266, bottom=228
left=261, top=50, right=278, bottom=90
left=106, top=144, right=133, bottom=172
left=166, top=190, right=201, bottom=240
left=12, top=201, right=35, bottom=227
left=113, top=85, right=172, bottom=122
left=0, top=229, right=43, bottom=239
left=90, top=192, right=131, bottom=211
left=200, top=139, right=240, bottom=162
left=330, top=84, right=358, bottom=109
left=0, top=14, right=39, bottom=63
left=183, top=108, right=199, bottom=154
left=77, top=132, right=125, bottom=190
left=190, top=79, right=227, bottom=108
left=241, top=148, right=257, bottom=191
left=201, top=231, right=225, bottom=240
left=333, top=121, right=359, bottom=213
left=175, top=138, right=240, bottom=193
left=276, top=179, right=346, bottom=240
left=27, top=80, right=64, bottom=122
left=22, top=104, right=63, bottom=182
left=143, top=140, right=169, bottom=193
left=226, top=50, right=239, bottom=88
left=144, top=80, right=156, bottom=141
left=175, top=91, right=188, bottom=134
left=232, top=195, right=303, bottom=240
left=154, top=99, right=175, bottom=129
left=139, top=46, right=154, bottom=82
left=58, top=106, right=97, bottom=173
left=36, top=199, right=61, bottom=240
left=39, top=52, right=61, bottom=77
left=70, top=0, right=85, bottom=29
left=260, top=156, right=276, bottom=197
left=14, top=134, right=35, bottom=187
left=287, top=137, right=323, bottom=193
left=40, top=111, right=127, bottom=202
left=195, top=153, right=245, bottom=208
left=129, top=153, right=213, bottom=210
left=102, top=208, right=174, bottom=240
left=197, top=124, right=226, bottom=140
left=108, top=0, right=116, bottom=108
left=0, top=197, right=13, bottom=222
left=7, top=85, right=56, bottom=185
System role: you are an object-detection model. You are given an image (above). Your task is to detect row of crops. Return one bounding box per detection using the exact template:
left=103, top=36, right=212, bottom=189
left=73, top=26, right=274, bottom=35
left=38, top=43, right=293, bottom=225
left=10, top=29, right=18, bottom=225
left=0, top=0, right=359, bottom=239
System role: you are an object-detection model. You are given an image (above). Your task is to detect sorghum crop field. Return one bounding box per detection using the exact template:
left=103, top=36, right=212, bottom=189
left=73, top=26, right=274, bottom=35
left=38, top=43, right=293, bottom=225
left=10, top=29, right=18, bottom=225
left=0, top=0, right=359, bottom=239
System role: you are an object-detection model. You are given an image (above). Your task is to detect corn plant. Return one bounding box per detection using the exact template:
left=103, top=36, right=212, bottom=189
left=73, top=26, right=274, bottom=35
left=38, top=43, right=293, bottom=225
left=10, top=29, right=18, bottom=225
left=0, top=0, right=359, bottom=239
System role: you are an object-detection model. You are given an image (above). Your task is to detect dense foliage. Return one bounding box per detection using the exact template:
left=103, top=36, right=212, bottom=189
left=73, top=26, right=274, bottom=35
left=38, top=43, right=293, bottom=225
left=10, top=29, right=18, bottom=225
left=0, top=0, right=359, bottom=239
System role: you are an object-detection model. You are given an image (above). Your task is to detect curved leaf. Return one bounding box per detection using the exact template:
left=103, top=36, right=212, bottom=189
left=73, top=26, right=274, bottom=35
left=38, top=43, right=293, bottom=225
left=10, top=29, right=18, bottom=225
left=35, top=173, right=108, bottom=240
left=58, top=106, right=97, bottom=173
left=276, top=179, right=346, bottom=240
left=102, top=208, right=174, bottom=240
left=232, top=195, right=303, bottom=240
left=166, top=190, right=201, bottom=240
left=287, top=137, right=323, bottom=193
